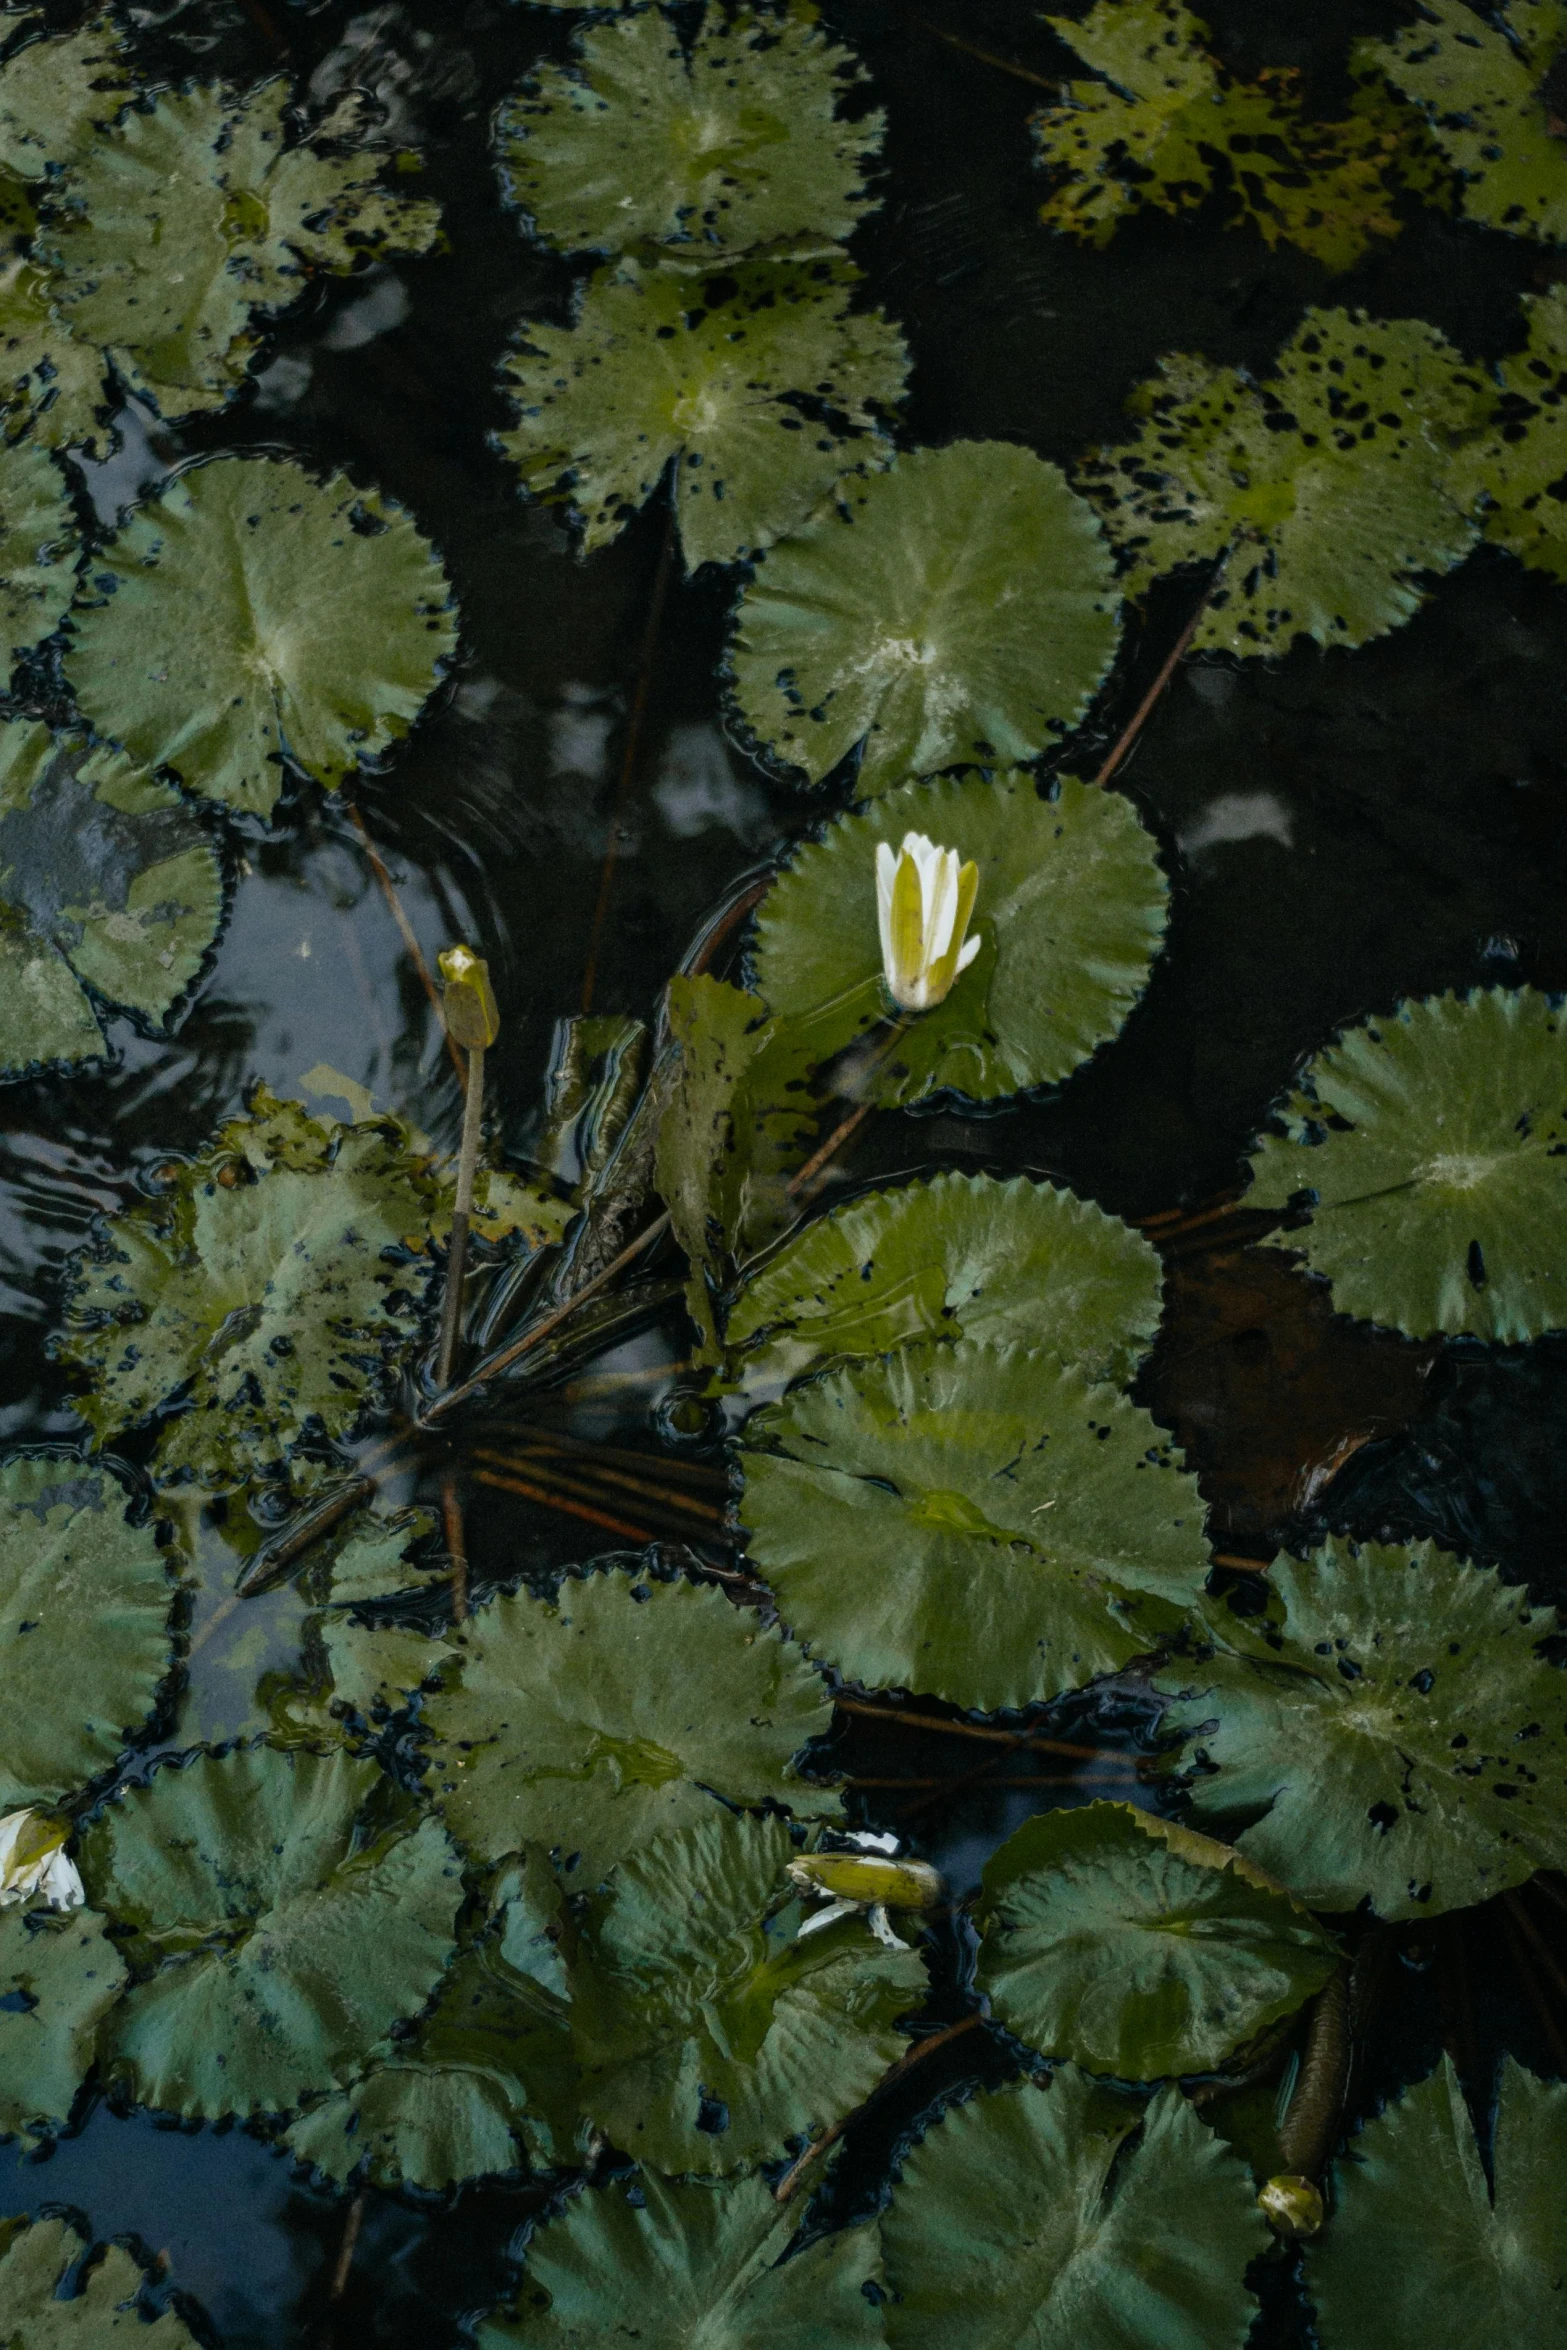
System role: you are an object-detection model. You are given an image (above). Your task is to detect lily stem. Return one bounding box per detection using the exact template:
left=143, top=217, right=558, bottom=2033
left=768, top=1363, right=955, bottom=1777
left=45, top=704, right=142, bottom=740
left=436, top=1041, right=485, bottom=1391
left=343, top=800, right=465, bottom=1088
left=773, top=2014, right=985, bottom=2204
left=1094, top=548, right=1230, bottom=788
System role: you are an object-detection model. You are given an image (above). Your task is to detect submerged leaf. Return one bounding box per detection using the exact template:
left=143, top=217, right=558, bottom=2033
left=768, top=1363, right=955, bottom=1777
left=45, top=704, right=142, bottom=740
left=495, top=4, right=882, bottom=258
left=498, top=252, right=906, bottom=571
left=1157, top=1539, right=1567, bottom=1917
left=728, top=441, right=1120, bottom=793
left=0, top=1454, right=175, bottom=1810
left=476, top=2174, right=884, bottom=2348
left=0, top=2216, right=200, bottom=2346
left=0, top=1906, right=126, bottom=2141
left=57, top=1088, right=440, bottom=1487
left=1304, top=2057, right=1567, bottom=2344
left=422, top=1568, right=838, bottom=1885
left=1243, top=988, right=1567, bottom=1341
left=879, top=2070, right=1268, bottom=2349
left=725, top=1169, right=1163, bottom=1398
left=570, top=1810, right=925, bottom=2175
left=738, top=1340, right=1208, bottom=1712
left=0, top=439, right=76, bottom=659
left=1363, top=0, right=1567, bottom=243
left=64, top=454, right=457, bottom=818
left=81, top=1745, right=462, bottom=2119
left=748, top=771, right=1168, bottom=1108
left=1448, top=284, right=1567, bottom=581
left=975, top=1802, right=1338, bottom=2080
left=1077, top=309, right=1481, bottom=656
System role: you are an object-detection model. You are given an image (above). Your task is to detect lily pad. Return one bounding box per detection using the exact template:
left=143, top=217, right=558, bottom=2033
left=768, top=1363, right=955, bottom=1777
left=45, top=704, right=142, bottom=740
left=1447, top=285, right=1567, bottom=582
left=0, top=14, right=132, bottom=183
left=64, top=454, right=458, bottom=819
left=879, top=2070, right=1268, bottom=2350
left=737, top=1340, right=1209, bottom=1713
left=0, top=719, right=225, bottom=1083
left=570, top=1809, right=926, bottom=2175
left=57, top=1088, right=441, bottom=1488
left=1363, top=0, right=1567, bottom=243
left=498, top=252, right=906, bottom=572
left=0, top=2217, right=200, bottom=2347
left=728, top=441, right=1120, bottom=794
left=0, top=250, right=116, bottom=456
left=1305, top=2057, right=1567, bottom=2345
left=0, top=1905, right=127, bottom=2141
left=81, top=1744, right=462, bottom=2120
left=421, top=1568, right=839, bottom=1885
left=0, top=1454, right=176, bottom=1811
left=1242, top=989, right=1567, bottom=1341
left=1156, top=1539, right=1567, bottom=1918
left=0, top=438, right=76, bottom=660
left=1076, top=309, right=1481, bottom=657
left=476, top=2175, right=884, bottom=2349
left=725, top=1170, right=1163, bottom=1397
left=38, top=77, right=440, bottom=419
left=747, top=771, right=1168, bottom=1108
left=974, top=1802, right=1338, bottom=2080
left=494, top=4, right=883, bottom=258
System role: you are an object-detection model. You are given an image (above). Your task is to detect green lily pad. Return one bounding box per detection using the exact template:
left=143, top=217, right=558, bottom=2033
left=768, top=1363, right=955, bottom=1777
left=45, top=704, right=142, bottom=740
left=422, top=1568, right=839, bottom=1886
left=1076, top=309, right=1482, bottom=657
left=728, top=441, right=1120, bottom=794
left=974, top=1802, right=1339, bottom=2080
left=57, top=1088, right=441, bottom=1488
left=476, top=2175, right=884, bottom=2349
left=1363, top=0, right=1567, bottom=243
left=1156, top=1539, right=1567, bottom=1918
left=725, top=1170, right=1163, bottom=1398
left=0, top=1905, right=127, bottom=2141
left=0, top=1454, right=176, bottom=1810
left=0, top=719, right=225, bottom=1083
left=494, top=4, right=883, bottom=258
left=1447, top=286, right=1567, bottom=582
left=570, top=1809, right=926, bottom=2175
left=38, top=77, right=440, bottom=419
left=879, top=2070, right=1268, bottom=2350
left=748, top=772, right=1168, bottom=1108
left=0, top=252, right=116, bottom=456
left=1034, top=0, right=1412, bottom=270
left=0, top=14, right=132, bottom=182
left=81, top=1744, right=462, bottom=2120
left=1305, top=2057, right=1567, bottom=2345
left=0, top=2217, right=201, bottom=2347
left=737, top=1340, right=1208, bottom=1712
left=0, top=438, right=76, bottom=660
left=64, top=454, right=457, bottom=818
left=1243, top=988, right=1567, bottom=1341
left=498, top=252, right=906, bottom=570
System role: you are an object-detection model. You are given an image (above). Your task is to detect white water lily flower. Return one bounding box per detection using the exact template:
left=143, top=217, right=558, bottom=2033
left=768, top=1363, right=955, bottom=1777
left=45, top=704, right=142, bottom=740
left=875, top=831, right=981, bottom=1014
left=788, top=1848, right=944, bottom=1954
left=0, top=1808, right=84, bottom=1912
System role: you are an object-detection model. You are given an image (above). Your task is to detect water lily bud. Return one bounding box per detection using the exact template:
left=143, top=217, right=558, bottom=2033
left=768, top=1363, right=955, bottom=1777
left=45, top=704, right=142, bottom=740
left=788, top=1853, right=945, bottom=1911
left=439, top=944, right=501, bottom=1051
left=0, top=1809, right=84, bottom=1912
left=874, top=832, right=981, bottom=1014
left=1258, top=2173, right=1324, bottom=2238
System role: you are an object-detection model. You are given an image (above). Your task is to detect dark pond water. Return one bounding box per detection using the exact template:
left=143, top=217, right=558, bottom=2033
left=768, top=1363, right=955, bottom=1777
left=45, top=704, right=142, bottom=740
left=3, top=0, right=1567, bottom=2341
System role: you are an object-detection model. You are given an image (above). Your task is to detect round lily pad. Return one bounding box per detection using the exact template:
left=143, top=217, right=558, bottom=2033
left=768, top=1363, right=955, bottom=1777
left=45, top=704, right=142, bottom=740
left=421, top=1567, right=839, bottom=1885
left=1244, top=988, right=1567, bottom=1342
left=64, top=454, right=458, bottom=818
left=82, top=1744, right=462, bottom=2120
left=0, top=439, right=77, bottom=663
left=737, top=1340, right=1209, bottom=1712
left=1364, top=1, right=1567, bottom=245
left=0, top=1453, right=176, bottom=1811
left=494, top=5, right=883, bottom=257
left=0, top=1905, right=126, bottom=2141
left=728, top=441, right=1121, bottom=794
left=747, top=771, right=1168, bottom=1108
left=0, top=2216, right=202, bottom=2347
left=975, top=1802, right=1339, bottom=2080
left=1157, top=1539, right=1567, bottom=1918
left=725, top=1169, right=1164, bottom=1397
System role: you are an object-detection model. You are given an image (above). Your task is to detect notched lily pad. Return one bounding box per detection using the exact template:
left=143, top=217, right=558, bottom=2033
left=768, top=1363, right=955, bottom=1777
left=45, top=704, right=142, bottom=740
left=0, top=14, right=133, bottom=183
left=0, top=2216, right=201, bottom=2346
left=1157, top=1538, right=1567, bottom=1918
left=738, top=1339, right=1209, bottom=1713
left=1243, top=988, right=1567, bottom=1341
left=1362, top=0, right=1567, bottom=243
left=1448, top=285, right=1567, bottom=582
left=728, top=440, right=1121, bottom=794
left=64, top=454, right=458, bottom=819
left=0, top=438, right=76, bottom=661
left=0, top=1905, right=127, bottom=2143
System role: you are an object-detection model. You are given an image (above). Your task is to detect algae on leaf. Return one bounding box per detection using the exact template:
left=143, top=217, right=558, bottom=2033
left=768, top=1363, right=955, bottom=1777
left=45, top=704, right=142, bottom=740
left=0, top=2216, right=201, bottom=2347
left=0, top=14, right=133, bottom=183
left=0, top=438, right=76, bottom=659
left=879, top=2070, right=1268, bottom=2350
left=1243, top=988, right=1567, bottom=1341
left=497, top=252, right=907, bottom=571
left=1158, top=1539, right=1567, bottom=1918
left=738, top=1340, right=1208, bottom=1713
left=1448, top=284, right=1567, bottom=582
left=1363, top=0, right=1567, bottom=243
left=65, top=455, right=457, bottom=818
left=495, top=3, right=883, bottom=258
left=477, top=2175, right=885, bottom=2349
left=729, top=441, right=1121, bottom=792
left=1077, top=309, right=1482, bottom=656
left=0, top=1905, right=126, bottom=2143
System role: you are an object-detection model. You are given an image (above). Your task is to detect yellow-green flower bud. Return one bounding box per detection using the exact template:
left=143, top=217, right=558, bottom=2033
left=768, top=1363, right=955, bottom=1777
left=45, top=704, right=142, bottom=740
left=439, top=944, right=500, bottom=1051
left=1258, top=2173, right=1324, bottom=2238
left=787, top=1853, right=945, bottom=1910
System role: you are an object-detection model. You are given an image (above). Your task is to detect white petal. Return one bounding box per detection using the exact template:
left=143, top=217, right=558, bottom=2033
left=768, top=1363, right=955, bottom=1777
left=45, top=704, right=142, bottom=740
left=925, top=846, right=959, bottom=965
left=845, top=1830, right=900, bottom=1854
left=867, top=1904, right=911, bottom=1952
left=797, top=1896, right=859, bottom=1940
left=0, top=1811, right=30, bottom=1880
left=875, top=839, right=898, bottom=928
left=955, top=930, right=981, bottom=975
left=37, top=1850, right=84, bottom=1913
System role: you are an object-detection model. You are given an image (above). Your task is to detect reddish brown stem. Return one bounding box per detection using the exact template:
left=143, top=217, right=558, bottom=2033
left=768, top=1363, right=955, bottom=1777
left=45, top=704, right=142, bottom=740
left=343, top=801, right=465, bottom=1088
left=831, top=1695, right=1135, bottom=1765
left=1094, top=552, right=1230, bottom=787
left=773, top=2015, right=985, bottom=2203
